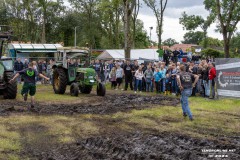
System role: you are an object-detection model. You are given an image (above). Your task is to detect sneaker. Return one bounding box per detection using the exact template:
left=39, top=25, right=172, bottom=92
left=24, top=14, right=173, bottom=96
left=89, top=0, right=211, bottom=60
left=189, top=117, right=194, bottom=121
left=140, top=91, right=142, bottom=93
left=31, top=104, right=34, bottom=108
left=183, top=113, right=187, bottom=117
left=172, top=93, right=176, bottom=96
left=121, top=89, right=124, bottom=91
left=23, top=93, right=28, bottom=101
left=115, top=88, right=118, bottom=90
left=134, top=91, right=137, bottom=94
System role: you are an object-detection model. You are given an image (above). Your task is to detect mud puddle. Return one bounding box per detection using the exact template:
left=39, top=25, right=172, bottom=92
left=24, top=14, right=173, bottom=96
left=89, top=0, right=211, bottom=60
left=0, top=94, right=180, bottom=115
left=21, top=132, right=240, bottom=160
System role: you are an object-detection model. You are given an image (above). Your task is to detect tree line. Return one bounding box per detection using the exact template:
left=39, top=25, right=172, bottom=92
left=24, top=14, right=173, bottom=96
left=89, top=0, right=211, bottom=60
left=0, top=0, right=150, bottom=51
left=0, top=0, right=240, bottom=58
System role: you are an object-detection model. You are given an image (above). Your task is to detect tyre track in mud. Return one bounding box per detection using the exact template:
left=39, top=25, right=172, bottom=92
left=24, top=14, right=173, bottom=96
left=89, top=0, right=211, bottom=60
left=23, top=132, right=240, bottom=160
left=0, top=94, right=180, bottom=115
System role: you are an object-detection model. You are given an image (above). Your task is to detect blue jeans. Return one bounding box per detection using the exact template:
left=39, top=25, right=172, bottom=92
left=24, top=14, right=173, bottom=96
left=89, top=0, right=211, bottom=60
left=171, top=78, right=177, bottom=93
left=160, top=78, right=166, bottom=92
left=181, top=88, right=193, bottom=119
left=203, top=80, right=209, bottom=96
left=145, top=79, right=152, bottom=92
left=209, top=79, right=215, bottom=98
left=134, top=79, right=142, bottom=91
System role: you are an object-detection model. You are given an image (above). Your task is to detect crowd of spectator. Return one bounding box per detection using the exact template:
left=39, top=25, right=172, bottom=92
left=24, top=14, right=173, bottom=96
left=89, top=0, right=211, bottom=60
left=13, top=47, right=217, bottom=99
left=90, top=52, right=216, bottom=99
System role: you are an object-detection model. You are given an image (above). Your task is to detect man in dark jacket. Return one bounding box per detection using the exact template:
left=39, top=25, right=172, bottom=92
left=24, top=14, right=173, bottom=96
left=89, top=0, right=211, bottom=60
left=14, top=58, right=24, bottom=83
left=124, top=60, right=133, bottom=90
left=173, top=49, right=180, bottom=63
left=163, top=50, right=170, bottom=66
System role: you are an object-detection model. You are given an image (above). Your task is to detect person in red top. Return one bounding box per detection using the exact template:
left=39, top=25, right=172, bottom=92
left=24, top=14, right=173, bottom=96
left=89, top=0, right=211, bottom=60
left=208, top=62, right=216, bottom=99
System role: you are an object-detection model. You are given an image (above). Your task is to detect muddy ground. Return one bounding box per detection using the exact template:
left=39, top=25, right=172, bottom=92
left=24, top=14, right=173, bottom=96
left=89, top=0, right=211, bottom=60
left=18, top=131, right=239, bottom=160
left=0, top=94, right=180, bottom=115
left=0, top=94, right=239, bottom=160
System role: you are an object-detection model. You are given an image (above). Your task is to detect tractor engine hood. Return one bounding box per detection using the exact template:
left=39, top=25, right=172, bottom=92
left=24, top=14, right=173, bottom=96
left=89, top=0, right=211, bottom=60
left=76, top=68, right=96, bottom=75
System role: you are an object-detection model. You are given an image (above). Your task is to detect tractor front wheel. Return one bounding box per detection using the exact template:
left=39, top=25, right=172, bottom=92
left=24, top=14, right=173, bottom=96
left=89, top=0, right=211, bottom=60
left=53, top=68, right=67, bottom=94
left=97, top=83, right=106, bottom=96
left=70, top=83, right=79, bottom=97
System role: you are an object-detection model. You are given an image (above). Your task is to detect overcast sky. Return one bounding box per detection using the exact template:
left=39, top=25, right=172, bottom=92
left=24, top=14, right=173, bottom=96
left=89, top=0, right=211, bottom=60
left=64, top=0, right=240, bottom=44
left=138, top=0, right=220, bottom=43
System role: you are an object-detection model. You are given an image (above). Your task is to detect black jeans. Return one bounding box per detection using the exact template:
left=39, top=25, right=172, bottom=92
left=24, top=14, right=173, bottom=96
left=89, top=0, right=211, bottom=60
left=111, top=81, right=117, bottom=89
left=155, top=81, right=160, bottom=93
left=125, top=76, right=133, bottom=90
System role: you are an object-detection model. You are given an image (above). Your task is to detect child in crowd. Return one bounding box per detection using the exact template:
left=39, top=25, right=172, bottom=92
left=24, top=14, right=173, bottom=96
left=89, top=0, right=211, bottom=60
left=159, top=65, right=166, bottom=94
left=134, top=67, right=144, bottom=93
left=153, top=68, right=162, bottom=93
left=109, top=66, right=117, bottom=89
left=116, top=64, right=124, bottom=90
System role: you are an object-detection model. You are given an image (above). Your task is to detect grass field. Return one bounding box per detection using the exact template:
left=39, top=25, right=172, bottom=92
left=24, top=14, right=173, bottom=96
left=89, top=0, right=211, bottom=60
left=0, top=84, right=239, bottom=159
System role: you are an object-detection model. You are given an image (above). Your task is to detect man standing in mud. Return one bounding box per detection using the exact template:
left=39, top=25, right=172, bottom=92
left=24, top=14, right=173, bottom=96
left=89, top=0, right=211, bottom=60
left=123, top=60, right=134, bottom=90
left=176, top=64, right=199, bottom=121
left=10, top=62, right=50, bottom=109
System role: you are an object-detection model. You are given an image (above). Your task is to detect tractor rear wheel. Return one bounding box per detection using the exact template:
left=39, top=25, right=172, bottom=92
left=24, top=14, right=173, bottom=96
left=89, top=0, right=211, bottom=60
left=53, top=68, right=67, bottom=94
left=80, top=85, right=92, bottom=94
left=70, top=83, right=79, bottom=97
left=4, top=72, right=17, bottom=99
left=97, top=82, right=106, bottom=96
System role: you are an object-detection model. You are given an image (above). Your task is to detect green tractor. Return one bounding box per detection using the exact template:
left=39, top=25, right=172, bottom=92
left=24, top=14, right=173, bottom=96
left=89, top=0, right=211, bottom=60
left=0, top=25, right=17, bottom=99
left=52, top=48, right=106, bottom=97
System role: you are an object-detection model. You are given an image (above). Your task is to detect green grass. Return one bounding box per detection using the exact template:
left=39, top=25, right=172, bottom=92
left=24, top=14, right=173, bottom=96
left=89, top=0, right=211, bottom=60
left=0, top=84, right=239, bottom=158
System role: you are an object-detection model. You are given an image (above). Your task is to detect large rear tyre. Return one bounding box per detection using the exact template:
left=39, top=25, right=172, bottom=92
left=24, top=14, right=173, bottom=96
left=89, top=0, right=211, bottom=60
left=70, top=83, right=79, bottom=97
left=80, top=85, right=92, bottom=94
left=4, top=72, right=17, bottom=99
left=97, top=83, right=106, bottom=96
left=53, top=68, right=67, bottom=94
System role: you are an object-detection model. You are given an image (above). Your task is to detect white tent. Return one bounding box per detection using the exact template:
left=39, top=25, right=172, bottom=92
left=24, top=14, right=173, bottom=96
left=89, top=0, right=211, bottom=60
left=97, top=49, right=158, bottom=60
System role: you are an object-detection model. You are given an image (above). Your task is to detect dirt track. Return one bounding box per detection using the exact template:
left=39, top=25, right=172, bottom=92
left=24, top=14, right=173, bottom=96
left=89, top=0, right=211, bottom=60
left=20, top=132, right=240, bottom=160
left=0, top=94, right=239, bottom=159
left=0, top=94, right=180, bottom=115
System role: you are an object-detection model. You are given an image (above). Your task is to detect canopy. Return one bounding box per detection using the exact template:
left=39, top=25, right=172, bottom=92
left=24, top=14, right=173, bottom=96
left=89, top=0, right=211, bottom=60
left=8, top=43, right=63, bottom=53
left=97, top=49, right=158, bottom=60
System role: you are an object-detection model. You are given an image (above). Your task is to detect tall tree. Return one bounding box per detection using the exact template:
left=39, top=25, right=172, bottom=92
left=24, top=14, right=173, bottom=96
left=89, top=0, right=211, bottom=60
left=182, top=31, right=205, bottom=45
left=143, top=0, right=168, bottom=49
left=204, top=0, right=240, bottom=58
left=230, top=32, right=240, bottom=54
left=132, top=0, right=140, bottom=49
left=199, top=37, right=223, bottom=48
left=179, top=11, right=214, bottom=48
left=38, top=0, right=49, bottom=43
left=123, top=0, right=136, bottom=59
left=69, top=0, right=100, bottom=48
left=162, top=38, right=178, bottom=47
